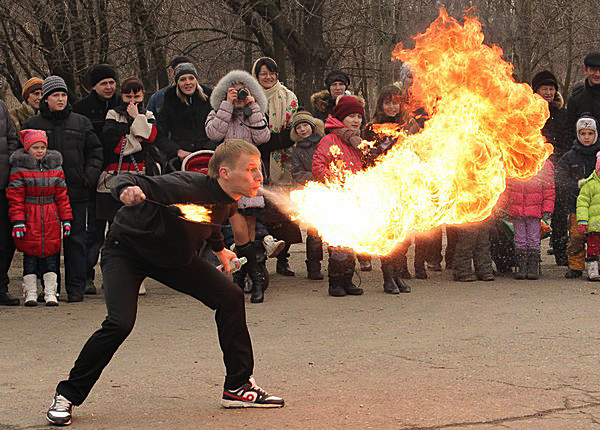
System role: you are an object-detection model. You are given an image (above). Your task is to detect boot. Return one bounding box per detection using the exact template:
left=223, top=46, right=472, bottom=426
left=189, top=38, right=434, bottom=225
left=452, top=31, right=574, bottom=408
left=0, top=291, right=19, bottom=306
left=43, top=272, right=59, bottom=306
left=587, top=257, right=600, bottom=281
left=393, top=263, right=411, bottom=293
left=526, top=248, right=540, bottom=280
left=236, top=242, right=266, bottom=303
left=381, top=261, right=399, bottom=294
left=262, top=235, right=285, bottom=258
left=232, top=265, right=248, bottom=292
left=23, top=274, right=38, bottom=307
left=514, top=248, right=528, bottom=280
left=306, top=260, right=324, bottom=280
left=328, top=275, right=346, bottom=297
left=341, top=270, right=363, bottom=295
left=414, top=264, right=427, bottom=279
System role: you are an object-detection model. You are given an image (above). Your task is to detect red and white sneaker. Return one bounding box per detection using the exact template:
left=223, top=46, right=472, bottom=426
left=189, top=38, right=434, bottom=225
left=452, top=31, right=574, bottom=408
left=221, top=378, right=284, bottom=408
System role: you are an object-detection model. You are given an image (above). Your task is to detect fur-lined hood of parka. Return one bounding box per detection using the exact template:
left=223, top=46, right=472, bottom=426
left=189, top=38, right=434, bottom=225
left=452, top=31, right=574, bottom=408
left=310, top=90, right=333, bottom=114
left=210, top=70, right=268, bottom=113
left=10, top=148, right=63, bottom=170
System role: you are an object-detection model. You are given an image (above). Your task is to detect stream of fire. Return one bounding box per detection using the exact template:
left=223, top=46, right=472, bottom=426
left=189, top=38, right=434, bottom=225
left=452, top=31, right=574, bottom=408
left=288, top=8, right=553, bottom=256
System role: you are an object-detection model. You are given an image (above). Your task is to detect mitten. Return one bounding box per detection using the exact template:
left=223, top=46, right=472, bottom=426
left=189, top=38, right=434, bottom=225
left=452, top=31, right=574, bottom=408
left=63, top=221, right=71, bottom=237
left=577, top=224, right=588, bottom=235
left=12, top=223, right=26, bottom=238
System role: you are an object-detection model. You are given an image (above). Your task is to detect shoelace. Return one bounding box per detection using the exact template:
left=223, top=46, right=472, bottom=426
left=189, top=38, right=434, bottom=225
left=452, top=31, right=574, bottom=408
left=53, top=395, right=71, bottom=411
left=248, top=381, right=269, bottom=398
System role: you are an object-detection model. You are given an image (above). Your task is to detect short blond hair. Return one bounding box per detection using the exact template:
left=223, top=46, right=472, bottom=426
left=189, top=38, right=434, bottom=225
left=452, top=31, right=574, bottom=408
left=208, top=139, right=260, bottom=178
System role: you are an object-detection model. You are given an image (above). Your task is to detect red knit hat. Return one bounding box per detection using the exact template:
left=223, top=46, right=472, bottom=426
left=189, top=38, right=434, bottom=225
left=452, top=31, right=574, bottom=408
left=333, top=96, right=365, bottom=121
left=20, top=129, right=48, bottom=151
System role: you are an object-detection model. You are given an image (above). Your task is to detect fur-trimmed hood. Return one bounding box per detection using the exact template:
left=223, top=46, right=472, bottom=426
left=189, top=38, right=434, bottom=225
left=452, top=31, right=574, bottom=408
left=210, top=70, right=268, bottom=113
left=10, top=148, right=63, bottom=169
left=310, top=90, right=333, bottom=114
left=290, top=118, right=325, bottom=144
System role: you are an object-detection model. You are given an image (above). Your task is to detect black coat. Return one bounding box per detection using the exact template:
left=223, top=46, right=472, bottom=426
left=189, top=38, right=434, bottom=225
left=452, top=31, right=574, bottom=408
left=0, top=100, right=18, bottom=189
left=22, top=102, right=103, bottom=202
left=542, top=94, right=569, bottom=163
left=72, top=91, right=119, bottom=139
left=555, top=139, right=600, bottom=212
left=566, top=80, right=600, bottom=143
left=156, top=84, right=215, bottom=158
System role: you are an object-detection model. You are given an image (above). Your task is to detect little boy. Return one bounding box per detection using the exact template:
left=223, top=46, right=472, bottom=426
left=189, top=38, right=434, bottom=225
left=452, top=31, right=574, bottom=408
left=7, top=130, right=72, bottom=305
left=556, top=113, right=600, bottom=278
left=290, top=110, right=325, bottom=280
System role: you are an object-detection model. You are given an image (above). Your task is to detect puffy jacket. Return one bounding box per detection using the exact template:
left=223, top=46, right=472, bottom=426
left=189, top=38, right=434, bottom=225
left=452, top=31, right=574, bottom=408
left=0, top=100, right=19, bottom=189
left=312, top=116, right=364, bottom=181
left=205, top=101, right=270, bottom=145
left=7, top=149, right=72, bottom=257
left=22, top=102, right=103, bottom=202
left=72, top=90, right=119, bottom=138
left=500, top=161, right=555, bottom=218
left=555, top=139, right=600, bottom=213
left=577, top=171, right=600, bottom=232
left=566, top=80, right=600, bottom=143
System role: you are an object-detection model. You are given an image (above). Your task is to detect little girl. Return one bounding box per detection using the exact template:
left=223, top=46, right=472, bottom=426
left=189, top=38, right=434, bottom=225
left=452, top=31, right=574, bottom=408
left=7, top=129, right=72, bottom=306
left=576, top=152, right=600, bottom=281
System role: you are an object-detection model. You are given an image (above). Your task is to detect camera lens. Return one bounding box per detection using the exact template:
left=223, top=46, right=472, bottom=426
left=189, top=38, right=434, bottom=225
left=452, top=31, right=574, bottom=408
left=237, top=88, right=248, bottom=100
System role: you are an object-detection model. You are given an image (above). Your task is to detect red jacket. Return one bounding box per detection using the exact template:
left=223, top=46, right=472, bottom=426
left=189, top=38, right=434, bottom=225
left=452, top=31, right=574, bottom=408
left=500, top=161, right=555, bottom=218
left=312, top=116, right=364, bottom=181
left=7, top=149, right=72, bottom=257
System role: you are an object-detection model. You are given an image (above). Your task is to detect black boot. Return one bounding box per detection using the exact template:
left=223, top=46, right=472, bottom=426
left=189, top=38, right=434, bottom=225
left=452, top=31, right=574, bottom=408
left=381, top=260, right=399, bottom=294
left=526, top=248, right=540, bottom=280
left=306, top=260, right=324, bottom=280
left=392, top=262, right=411, bottom=293
left=306, top=232, right=323, bottom=280
left=514, top=248, right=528, bottom=280
left=276, top=244, right=295, bottom=276
left=328, top=274, right=346, bottom=297
left=341, top=269, right=363, bottom=295
left=236, top=242, right=266, bottom=303
left=232, top=265, right=249, bottom=293
left=0, top=291, right=20, bottom=306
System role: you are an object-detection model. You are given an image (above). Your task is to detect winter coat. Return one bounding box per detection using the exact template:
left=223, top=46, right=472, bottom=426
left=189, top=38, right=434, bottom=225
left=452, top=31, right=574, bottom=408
left=22, top=102, right=103, bottom=202
left=7, top=149, right=72, bottom=257
left=97, top=104, right=168, bottom=221
left=156, top=84, right=215, bottom=158
left=290, top=118, right=325, bottom=185
left=72, top=90, right=119, bottom=139
left=0, top=100, right=19, bottom=189
left=310, top=90, right=335, bottom=123
left=577, top=171, right=600, bottom=232
left=566, top=80, right=600, bottom=143
left=555, top=139, right=600, bottom=213
left=542, top=92, right=569, bottom=163
left=9, top=102, right=36, bottom=133
left=312, top=116, right=364, bottom=182
left=500, top=161, right=555, bottom=218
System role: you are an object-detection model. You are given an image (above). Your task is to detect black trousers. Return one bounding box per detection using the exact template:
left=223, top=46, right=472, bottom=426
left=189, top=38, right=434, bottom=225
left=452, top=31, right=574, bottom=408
left=56, top=237, right=254, bottom=406
left=0, top=190, right=15, bottom=293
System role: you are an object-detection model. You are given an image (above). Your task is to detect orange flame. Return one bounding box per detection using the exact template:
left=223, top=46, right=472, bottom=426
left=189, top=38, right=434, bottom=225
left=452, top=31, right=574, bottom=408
left=173, top=204, right=212, bottom=223
left=289, top=9, right=552, bottom=255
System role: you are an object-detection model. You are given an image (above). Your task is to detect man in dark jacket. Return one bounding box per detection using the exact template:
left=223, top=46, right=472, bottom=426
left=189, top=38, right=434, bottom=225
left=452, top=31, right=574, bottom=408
left=310, top=69, right=350, bottom=122
left=73, top=64, right=119, bottom=294
left=0, top=100, right=19, bottom=305
left=146, top=55, right=192, bottom=115
left=22, top=76, right=103, bottom=302
left=46, top=140, right=284, bottom=426
left=566, top=52, right=600, bottom=142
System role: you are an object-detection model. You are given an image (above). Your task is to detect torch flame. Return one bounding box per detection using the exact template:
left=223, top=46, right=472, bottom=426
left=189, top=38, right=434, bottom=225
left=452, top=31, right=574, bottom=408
left=289, top=9, right=552, bottom=255
left=173, top=204, right=212, bottom=223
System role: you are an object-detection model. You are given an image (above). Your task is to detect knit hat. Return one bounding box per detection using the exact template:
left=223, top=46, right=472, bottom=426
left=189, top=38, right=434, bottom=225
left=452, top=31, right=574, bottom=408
left=170, top=56, right=192, bottom=69
left=20, top=129, right=47, bottom=152
left=325, top=70, right=350, bottom=90
left=174, top=62, right=198, bottom=82
left=291, top=110, right=317, bottom=130
left=333, top=96, right=365, bottom=121
left=531, top=70, right=558, bottom=93
left=42, top=76, right=68, bottom=99
left=90, top=64, right=117, bottom=87
left=577, top=113, right=598, bottom=144
left=21, top=77, right=43, bottom=100
left=584, top=52, right=600, bottom=68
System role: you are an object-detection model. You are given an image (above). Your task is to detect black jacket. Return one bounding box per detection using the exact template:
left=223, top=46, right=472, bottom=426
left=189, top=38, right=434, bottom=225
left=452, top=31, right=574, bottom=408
left=566, top=80, right=600, bottom=142
left=0, top=100, right=18, bottom=189
left=543, top=93, right=569, bottom=163
left=555, top=139, right=600, bottom=212
left=72, top=91, right=119, bottom=139
left=109, top=172, right=237, bottom=268
left=22, top=102, right=103, bottom=202
left=156, top=84, right=215, bottom=158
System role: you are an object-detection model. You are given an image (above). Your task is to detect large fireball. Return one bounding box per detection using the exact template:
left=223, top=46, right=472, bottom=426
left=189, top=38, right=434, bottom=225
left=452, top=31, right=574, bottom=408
left=289, top=9, right=552, bottom=255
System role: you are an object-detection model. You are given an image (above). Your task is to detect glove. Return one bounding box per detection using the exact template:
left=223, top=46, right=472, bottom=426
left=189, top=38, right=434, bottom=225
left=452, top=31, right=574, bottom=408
left=63, top=221, right=71, bottom=237
left=12, top=223, right=26, bottom=238
left=577, top=224, right=588, bottom=235
left=542, top=213, right=551, bottom=223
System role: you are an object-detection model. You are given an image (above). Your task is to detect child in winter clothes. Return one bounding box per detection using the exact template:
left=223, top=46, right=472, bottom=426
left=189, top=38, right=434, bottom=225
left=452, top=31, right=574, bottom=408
left=7, top=129, right=72, bottom=306
left=205, top=70, right=271, bottom=303
left=576, top=153, right=600, bottom=281
left=290, top=110, right=325, bottom=280
left=555, top=113, right=600, bottom=278
left=312, top=95, right=366, bottom=297
left=499, top=161, right=555, bottom=279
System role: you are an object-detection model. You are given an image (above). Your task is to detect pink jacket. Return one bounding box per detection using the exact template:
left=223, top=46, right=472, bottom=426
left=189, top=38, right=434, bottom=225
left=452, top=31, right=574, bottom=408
left=312, top=116, right=364, bottom=181
left=205, top=101, right=270, bottom=145
left=500, top=161, right=555, bottom=218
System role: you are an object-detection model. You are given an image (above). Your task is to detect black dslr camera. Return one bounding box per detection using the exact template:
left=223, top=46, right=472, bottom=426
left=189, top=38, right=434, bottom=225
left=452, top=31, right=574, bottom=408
left=237, top=88, right=249, bottom=101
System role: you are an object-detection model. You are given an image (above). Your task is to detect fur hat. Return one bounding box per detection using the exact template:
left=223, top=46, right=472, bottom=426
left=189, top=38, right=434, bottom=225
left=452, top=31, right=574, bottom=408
left=21, top=77, right=43, bottom=100
left=20, top=129, right=48, bottom=151
left=290, top=110, right=324, bottom=142
left=174, top=62, right=198, bottom=82
left=577, top=113, right=598, bottom=144
left=532, top=71, right=558, bottom=93
left=42, top=76, right=68, bottom=99
left=91, top=64, right=117, bottom=87
left=325, top=70, right=350, bottom=90
left=333, top=95, right=365, bottom=121
left=584, top=52, right=600, bottom=68
left=210, top=70, right=268, bottom=113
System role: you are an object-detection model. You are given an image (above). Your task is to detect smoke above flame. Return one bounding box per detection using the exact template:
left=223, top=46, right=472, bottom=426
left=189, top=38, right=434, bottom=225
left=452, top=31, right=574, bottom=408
left=288, top=8, right=552, bottom=255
